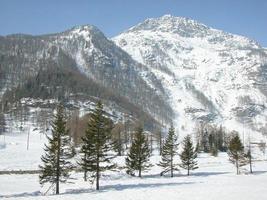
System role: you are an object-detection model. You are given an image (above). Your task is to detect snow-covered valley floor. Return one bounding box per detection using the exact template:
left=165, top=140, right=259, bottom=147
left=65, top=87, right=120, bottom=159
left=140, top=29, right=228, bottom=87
left=0, top=132, right=267, bottom=199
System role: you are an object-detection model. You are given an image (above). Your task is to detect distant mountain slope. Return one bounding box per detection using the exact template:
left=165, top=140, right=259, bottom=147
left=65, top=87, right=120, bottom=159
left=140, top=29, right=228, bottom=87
left=113, top=15, right=267, bottom=139
left=0, top=25, right=173, bottom=128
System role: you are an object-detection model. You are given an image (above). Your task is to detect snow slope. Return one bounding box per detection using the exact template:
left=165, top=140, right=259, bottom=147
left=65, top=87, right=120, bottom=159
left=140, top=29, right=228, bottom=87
left=113, top=15, right=267, bottom=141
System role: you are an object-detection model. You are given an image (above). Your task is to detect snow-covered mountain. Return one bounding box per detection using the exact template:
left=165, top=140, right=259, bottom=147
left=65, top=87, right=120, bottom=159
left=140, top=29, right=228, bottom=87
left=1, top=15, right=267, bottom=140
left=0, top=25, right=172, bottom=129
left=113, top=15, right=267, bottom=140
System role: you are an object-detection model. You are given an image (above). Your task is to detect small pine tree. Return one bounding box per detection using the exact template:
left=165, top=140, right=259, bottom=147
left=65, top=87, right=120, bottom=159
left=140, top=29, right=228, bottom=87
left=158, top=125, right=179, bottom=177
left=78, top=101, right=115, bottom=190
left=125, top=126, right=151, bottom=177
left=179, top=135, right=198, bottom=176
left=39, top=104, right=75, bottom=195
left=227, top=134, right=248, bottom=174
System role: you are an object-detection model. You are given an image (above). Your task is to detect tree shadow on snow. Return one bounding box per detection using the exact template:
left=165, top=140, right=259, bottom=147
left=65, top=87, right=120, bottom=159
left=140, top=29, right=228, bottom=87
left=0, top=191, right=41, bottom=198
left=190, top=171, right=230, bottom=177
left=102, top=181, right=194, bottom=191
left=250, top=170, right=267, bottom=175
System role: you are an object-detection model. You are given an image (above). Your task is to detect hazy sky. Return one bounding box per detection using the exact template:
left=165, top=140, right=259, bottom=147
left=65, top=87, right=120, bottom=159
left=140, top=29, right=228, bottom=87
left=0, top=0, right=266, bottom=46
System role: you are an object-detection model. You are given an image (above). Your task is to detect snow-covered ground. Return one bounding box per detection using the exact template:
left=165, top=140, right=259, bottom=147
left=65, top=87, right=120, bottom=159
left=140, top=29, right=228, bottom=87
left=0, top=128, right=47, bottom=171
left=0, top=127, right=266, bottom=200
left=0, top=113, right=266, bottom=199
left=0, top=153, right=266, bottom=200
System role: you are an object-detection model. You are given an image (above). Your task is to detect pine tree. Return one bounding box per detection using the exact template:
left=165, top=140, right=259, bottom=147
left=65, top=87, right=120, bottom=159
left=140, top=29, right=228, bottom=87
left=227, top=134, right=248, bottom=174
left=78, top=101, right=115, bottom=190
left=125, top=126, right=151, bottom=177
left=179, top=135, right=198, bottom=176
left=158, top=125, right=179, bottom=177
left=39, top=104, right=75, bottom=194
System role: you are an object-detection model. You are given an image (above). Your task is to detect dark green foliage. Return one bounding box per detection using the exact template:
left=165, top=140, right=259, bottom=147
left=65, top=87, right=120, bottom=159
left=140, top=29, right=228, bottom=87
left=196, top=124, right=227, bottom=153
left=158, top=125, right=179, bottom=177
left=78, top=101, right=115, bottom=190
left=125, top=126, right=151, bottom=177
left=179, top=135, right=198, bottom=176
left=39, top=104, right=75, bottom=194
left=227, top=133, right=248, bottom=174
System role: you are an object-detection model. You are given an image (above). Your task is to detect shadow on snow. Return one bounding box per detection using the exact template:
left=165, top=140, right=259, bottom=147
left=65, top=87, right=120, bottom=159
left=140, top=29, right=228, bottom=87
left=102, top=181, right=194, bottom=191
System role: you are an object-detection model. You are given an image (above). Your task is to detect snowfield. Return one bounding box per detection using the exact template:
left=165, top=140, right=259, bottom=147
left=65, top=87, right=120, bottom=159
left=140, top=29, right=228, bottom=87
left=0, top=153, right=266, bottom=200
left=0, top=131, right=266, bottom=200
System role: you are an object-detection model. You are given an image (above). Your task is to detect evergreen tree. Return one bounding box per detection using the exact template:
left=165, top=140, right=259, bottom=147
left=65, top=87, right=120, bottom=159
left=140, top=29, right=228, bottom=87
left=78, top=101, right=115, bottom=190
left=39, top=104, right=75, bottom=194
left=125, top=126, right=151, bottom=177
left=179, top=135, right=198, bottom=176
left=227, top=134, right=248, bottom=174
left=158, top=125, right=179, bottom=177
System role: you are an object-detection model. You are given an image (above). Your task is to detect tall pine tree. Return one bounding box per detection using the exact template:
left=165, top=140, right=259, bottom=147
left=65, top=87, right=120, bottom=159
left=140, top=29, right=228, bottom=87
left=78, top=101, right=115, bottom=190
left=227, top=133, right=248, bottom=174
left=39, top=104, right=75, bottom=194
left=158, top=125, right=179, bottom=177
left=125, top=126, right=151, bottom=177
left=179, top=135, right=198, bottom=176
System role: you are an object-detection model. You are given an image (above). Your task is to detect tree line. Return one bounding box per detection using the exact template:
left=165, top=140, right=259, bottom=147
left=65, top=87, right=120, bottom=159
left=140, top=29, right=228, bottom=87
left=39, top=102, right=254, bottom=195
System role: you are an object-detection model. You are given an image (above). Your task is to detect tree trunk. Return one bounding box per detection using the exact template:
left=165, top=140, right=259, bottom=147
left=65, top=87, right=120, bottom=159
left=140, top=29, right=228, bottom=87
left=96, top=161, right=100, bottom=190
left=249, top=158, right=253, bottom=174
left=56, top=136, right=61, bottom=194
left=83, top=153, right=87, bottom=181
left=56, top=180, right=59, bottom=194
left=138, top=159, right=142, bottom=177
left=187, top=165, right=190, bottom=176
left=249, top=149, right=253, bottom=174
left=96, top=153, right=100, bottom=190
left=138, top=167, right=141, bottom=177
left=170, top=156, right=173, bottom=177
left=84, top=170, right=87, bottom=181
left=236, top=159, right=239, bottom=175
left=118, top=130, right=122, bottom=156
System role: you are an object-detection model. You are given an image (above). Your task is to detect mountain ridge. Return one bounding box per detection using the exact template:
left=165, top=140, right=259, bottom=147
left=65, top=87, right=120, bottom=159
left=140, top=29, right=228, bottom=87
left=1, top=15, right=267, bottom=140
left=113, top=15, right=267, bottom=140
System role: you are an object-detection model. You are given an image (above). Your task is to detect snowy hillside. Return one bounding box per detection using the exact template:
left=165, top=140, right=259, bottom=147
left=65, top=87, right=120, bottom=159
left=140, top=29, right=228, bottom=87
left=0, top=25, right=173, bottom=130
left=113, top=15, right=267, bottom=141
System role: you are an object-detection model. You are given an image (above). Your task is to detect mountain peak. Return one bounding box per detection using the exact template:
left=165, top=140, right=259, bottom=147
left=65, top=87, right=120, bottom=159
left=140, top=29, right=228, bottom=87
left=127, top=15, right=209, bottom=37
left=57, top=24, right=108, bottom=43
left=69, top=24, right=104, bottom=37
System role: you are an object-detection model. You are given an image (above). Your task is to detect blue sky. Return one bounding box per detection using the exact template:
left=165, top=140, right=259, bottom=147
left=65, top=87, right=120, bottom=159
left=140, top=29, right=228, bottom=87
left=0, top=0, right=267, bottom=46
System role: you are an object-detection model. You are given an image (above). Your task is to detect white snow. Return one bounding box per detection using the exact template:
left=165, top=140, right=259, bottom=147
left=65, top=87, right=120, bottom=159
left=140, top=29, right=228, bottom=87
left=0, top=127, right=47, bottom=171
left=0, top=153, right=266, bottom=199
left=112, top=15, right=267, bottom=142
left=0, top=106, right=266, bottom=199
